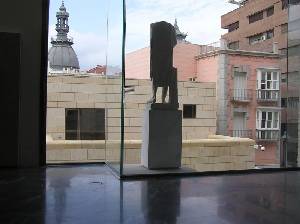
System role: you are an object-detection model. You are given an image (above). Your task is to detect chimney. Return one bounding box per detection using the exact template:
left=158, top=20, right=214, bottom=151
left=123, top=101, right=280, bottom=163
left=273, top=42, right=279, bottom=54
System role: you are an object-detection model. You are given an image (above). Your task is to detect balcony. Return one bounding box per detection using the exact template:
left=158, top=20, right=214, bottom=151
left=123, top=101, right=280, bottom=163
left=256, top=130, right=280, bottom=141
left=231, top=89, right=252, bottom=102
left=230, top=130, right=253, bottom=139
left=257, top=90, right=279, bottom=101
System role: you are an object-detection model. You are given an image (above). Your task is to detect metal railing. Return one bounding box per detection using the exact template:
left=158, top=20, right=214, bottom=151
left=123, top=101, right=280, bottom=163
left=199, top=41, right=220, bottom=55
left=257, top=90, right=280, bottom=101
left=231, top=89, right=252, bottom=101
left=230, top=130, right=253, bottom=138
left=256, top=130, right=280, bottom=140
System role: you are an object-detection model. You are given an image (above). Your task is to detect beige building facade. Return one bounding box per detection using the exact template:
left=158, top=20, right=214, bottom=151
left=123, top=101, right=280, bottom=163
left=47, top=74, right=217, bottom=141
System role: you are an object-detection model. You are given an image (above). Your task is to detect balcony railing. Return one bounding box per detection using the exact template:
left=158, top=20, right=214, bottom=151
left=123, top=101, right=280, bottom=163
left=256, top=130, right=280, bottom=141
left=231, top=89, right=252, bottom=102
left=257, top=90, right=279, bottom=101
left=230, top=130, right=253, bottom=138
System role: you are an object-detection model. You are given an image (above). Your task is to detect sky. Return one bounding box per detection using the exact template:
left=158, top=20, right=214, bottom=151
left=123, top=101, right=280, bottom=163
left=48, top=0, right=237, bottom=70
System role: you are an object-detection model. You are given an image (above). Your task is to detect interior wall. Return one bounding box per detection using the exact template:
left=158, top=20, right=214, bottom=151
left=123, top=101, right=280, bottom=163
left=0, top=0, right=49, bottom=167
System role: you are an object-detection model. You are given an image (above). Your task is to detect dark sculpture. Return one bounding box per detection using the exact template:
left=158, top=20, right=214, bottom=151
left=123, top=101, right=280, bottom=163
left=148, top=21, right=178, bottom=107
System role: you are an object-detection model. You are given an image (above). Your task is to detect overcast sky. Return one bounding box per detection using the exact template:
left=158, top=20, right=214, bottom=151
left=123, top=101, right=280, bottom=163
left=48, top=0, right=237, bottom=70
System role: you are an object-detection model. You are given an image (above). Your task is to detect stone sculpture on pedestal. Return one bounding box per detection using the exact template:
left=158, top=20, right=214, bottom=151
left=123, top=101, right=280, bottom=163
left=142, top=21, right=182, bottom=169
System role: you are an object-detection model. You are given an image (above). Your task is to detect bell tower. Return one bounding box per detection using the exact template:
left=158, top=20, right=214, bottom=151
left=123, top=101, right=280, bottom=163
left=52, top=0, right=72, bottom=44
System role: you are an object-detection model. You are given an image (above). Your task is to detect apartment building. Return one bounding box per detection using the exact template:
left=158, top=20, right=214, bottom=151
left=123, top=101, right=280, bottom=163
left=221, top=0, right=288, bottom=53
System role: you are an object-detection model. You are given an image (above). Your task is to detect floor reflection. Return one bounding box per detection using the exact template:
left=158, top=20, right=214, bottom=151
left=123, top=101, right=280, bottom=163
left=1, top=165, right=300, bottom=224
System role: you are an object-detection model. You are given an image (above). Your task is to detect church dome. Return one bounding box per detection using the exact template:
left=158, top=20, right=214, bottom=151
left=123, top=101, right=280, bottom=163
left=48, top=1, right=80, bottom=73
left=48, top=44, right=80, bottom=71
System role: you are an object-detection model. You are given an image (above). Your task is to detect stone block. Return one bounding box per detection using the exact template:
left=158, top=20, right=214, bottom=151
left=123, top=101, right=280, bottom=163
left=205, top=88, right=216, bottom=97
left=76, top=102, right=95, bottom=108
left=124, top=133, right=141, bottom=140
left=182, top=147, right=199, bottom=158
left=194, top=163, right=213, bottom=172
left=107, top=118, right=130, bottom=127
left=95, top=103, right=106, bottom=108
left=124, top=148, right=140, bottom=164
left=88, top=149, right=105, bottom=160
left=204, top=97, right=217, bottom=105
left=58, top=102, right=76, bottom=108
left=106, top=94, right=121, bottom=103
left=107, top=109, right=121, bottom=118
left=246, top=161, right=255, bottom=169
left=105, top=85, right=122, bottom=94
left=125, top=109, right=143, bottom=118
left=125, top=94, right=149, bottom=104
left=196, top=111, right=217, bottom=119
left=47, top=149, right=71, bottom=161
left=178, top=87, right=187, bottom=96
left=213, top=163, right=232, bottom=171
left=125, top=103, right=140, bottom=109
left=232, top=162, right=247, bottom=170
left=59, top=93, right=74, bottom=102
left=71, top=148, right=88, bottom=161
left=179, top=96, right=205, bottom=104
left=47, top=102, right=58, bottom=108
left=202, top=104, right=216, bottom=111
left=48, top=93, right=59, bottom=101
left=138, top=79, right=151, bottom=86
left=129, top=118, right=143, bottom=127
left=75, top=93, right=89, bottom=101
left=125, top=79, right=139, bottom=86
left=106, top=103, right=121, bottom=108
left=134, top=86, right=152, bottom=94
left=187, top=88, right=198, bottom=96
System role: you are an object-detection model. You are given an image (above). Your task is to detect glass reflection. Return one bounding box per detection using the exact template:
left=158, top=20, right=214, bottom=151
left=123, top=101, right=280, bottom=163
left=286, top=1, right=300, bottom=167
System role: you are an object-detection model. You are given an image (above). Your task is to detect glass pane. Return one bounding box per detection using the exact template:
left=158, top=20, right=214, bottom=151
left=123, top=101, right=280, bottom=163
left=261, top=72, right=266, bottom=80
left=46, top=0, right=115, bottom=166
left=267, top=72, right=272, bottom=80
left=105, top=0, right=124, bottom=176
left=273, top=72, right=278, bottom=80
left=286, top=2, right=300, bottom=167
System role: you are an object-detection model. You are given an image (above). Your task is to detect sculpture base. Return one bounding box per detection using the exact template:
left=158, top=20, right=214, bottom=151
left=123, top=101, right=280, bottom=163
left=141, top=104, right=182, bottom=169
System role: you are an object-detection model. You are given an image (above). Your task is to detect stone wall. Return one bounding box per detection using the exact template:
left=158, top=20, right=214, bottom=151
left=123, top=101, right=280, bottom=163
left=46, top=135, right=255, bottom=171
left=47, top=75, right=217, bottom=141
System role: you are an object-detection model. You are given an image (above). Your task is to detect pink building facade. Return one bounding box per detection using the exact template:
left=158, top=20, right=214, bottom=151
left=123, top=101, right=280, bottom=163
left=126, top=41, right=281, bottom=166
left=126, top=42, right=201, bottom=81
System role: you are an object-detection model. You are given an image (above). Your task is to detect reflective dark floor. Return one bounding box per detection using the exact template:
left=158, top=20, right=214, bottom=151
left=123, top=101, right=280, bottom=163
left=0, top=165, right=300, bottom=224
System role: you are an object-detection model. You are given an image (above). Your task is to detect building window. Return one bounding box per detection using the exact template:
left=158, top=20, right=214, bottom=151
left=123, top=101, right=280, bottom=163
left=228, top=41, right=239, bottom=50
left=183, top=105, right=196, bottom=118
left=256, top=110, right=280, bottom=140
left=288, top=97, right=299, bottom=109
left=65, top=108, right=105, bottom=140
left=281, top=98, right=287, bottom=108
left=281, top=23, right=288, bottom=33
left=228, top=21, right=239, bottom=32
left=282, top=0, right=289, bottom=9
left=257, top=70, right=280, bottom=100
left=281, top=73, right=287, bottom=83
left=249, top=29, right=274, bottom=45
left=249, top=11, right=264, bottom=24
left=257, top=70, right=279, bottom=91
left=290, top=0, right=300, bottom=4
left=189, top=77, right=197, bottom=82
left=266, top=6, right=274, bottom=17
left=257, top=110, right=279, bottom=130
